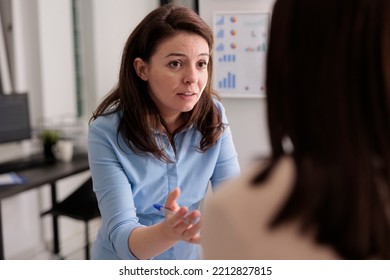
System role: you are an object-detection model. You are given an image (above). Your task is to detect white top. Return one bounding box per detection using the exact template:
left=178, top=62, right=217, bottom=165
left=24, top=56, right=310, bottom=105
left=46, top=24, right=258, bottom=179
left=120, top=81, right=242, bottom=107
left=201, top=157, right=339, bottom=259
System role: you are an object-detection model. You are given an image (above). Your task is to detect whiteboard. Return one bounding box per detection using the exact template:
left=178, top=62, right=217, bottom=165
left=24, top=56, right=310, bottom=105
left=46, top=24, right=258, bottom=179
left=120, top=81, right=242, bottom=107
left=212, top=11, right=270, bottom=98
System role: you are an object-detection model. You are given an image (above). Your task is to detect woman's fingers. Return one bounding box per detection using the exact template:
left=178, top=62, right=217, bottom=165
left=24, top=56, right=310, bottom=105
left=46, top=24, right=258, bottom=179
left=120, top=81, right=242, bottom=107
left=164, top=187, right=180, bottom=212
left=163, top=188, right=202, bottom=243
left=182, top=214, right=202, bottom=244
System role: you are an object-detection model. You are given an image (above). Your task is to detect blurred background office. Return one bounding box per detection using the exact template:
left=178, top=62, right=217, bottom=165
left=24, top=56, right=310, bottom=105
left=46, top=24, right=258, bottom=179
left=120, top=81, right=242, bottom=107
left=0, top=0, right=274, bottom=259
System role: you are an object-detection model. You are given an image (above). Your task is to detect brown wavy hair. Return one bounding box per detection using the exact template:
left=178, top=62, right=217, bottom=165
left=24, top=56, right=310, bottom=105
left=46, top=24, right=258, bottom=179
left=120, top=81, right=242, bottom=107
left=90, top=4, right=224, bottom=162
left=254, top=0, right=390, bottom=259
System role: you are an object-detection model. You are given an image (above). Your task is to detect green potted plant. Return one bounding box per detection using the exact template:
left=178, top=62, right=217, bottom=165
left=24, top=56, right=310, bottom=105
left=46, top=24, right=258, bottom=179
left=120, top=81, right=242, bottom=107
left=41, top=129, right=61, bottom=159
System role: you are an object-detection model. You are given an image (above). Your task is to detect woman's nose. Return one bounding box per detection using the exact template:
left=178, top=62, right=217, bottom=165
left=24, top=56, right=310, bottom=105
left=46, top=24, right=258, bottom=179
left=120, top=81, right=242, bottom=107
left=183, top=66, right=198, bottom=84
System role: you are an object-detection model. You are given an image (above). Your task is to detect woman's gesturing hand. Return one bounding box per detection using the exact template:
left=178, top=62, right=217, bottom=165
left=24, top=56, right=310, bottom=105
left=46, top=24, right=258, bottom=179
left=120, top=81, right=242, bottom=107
left=162, top=187, right=202, bottom=244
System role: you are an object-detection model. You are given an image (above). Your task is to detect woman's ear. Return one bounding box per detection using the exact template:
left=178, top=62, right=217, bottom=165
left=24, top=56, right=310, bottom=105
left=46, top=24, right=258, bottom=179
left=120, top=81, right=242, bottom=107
left=134, top=58, right=148, bottom=81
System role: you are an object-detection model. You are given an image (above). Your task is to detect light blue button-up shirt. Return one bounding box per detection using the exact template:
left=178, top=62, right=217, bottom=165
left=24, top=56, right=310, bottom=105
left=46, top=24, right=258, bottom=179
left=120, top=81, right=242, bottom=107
left=88, top=100, right=240, bottom=259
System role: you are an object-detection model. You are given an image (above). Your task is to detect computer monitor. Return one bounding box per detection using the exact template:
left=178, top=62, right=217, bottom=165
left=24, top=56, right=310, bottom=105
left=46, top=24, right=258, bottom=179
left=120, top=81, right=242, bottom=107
left=0, top=93, right=31, bottom=144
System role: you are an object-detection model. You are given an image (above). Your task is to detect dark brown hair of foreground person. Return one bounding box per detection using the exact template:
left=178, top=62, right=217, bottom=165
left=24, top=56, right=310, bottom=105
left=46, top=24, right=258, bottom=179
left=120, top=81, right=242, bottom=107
left=254, top=0, right=390, bottom=259
left=90, top=4, right=223, bottom=162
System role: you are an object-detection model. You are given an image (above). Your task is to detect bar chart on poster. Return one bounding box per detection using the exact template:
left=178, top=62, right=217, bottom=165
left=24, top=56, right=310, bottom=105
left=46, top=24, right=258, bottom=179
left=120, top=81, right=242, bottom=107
left=213, top=11, right=270, bottom=98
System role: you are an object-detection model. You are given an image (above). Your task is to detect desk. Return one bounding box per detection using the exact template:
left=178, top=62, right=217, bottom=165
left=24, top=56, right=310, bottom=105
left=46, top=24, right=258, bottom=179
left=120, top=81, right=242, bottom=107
left=0, top=153, right=90, bottom=259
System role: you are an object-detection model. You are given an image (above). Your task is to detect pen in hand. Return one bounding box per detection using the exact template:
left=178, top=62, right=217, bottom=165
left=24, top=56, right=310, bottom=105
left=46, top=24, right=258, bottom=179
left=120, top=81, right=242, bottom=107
left=153, top=204, right=192, bottom=225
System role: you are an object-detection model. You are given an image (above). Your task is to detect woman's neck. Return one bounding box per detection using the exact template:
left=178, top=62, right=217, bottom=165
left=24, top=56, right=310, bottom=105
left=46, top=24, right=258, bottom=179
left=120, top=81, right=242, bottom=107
left=161, top=113, right=185, bottom=135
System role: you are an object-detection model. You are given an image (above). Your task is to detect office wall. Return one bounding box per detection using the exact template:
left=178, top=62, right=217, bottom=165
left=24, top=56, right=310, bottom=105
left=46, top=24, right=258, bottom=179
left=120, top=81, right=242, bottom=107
left=38, top=0, right=77, bottom=119
left=82, top=0, right=159, bottom=113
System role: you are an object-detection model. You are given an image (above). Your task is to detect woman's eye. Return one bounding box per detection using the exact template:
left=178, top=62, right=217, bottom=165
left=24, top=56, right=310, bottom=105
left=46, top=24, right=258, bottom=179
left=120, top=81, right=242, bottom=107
left=169, top=61, right=182, bottom=69
left=197, top=61, right=208, bottom=69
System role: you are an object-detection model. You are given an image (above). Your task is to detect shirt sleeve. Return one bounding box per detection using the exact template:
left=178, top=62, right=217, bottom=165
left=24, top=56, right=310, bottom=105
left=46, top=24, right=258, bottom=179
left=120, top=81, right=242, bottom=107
left=210, top=101, right=241, bottom=188
left=88, top=120, right=145, bottom=260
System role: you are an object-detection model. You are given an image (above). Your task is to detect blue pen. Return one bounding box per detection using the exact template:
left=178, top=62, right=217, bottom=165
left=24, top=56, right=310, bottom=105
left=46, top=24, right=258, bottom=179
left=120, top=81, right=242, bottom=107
left=153, top=204, right=192, bottom=225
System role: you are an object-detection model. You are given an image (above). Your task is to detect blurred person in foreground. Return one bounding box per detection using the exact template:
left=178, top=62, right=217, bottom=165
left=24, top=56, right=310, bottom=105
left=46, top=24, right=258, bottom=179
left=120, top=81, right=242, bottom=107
left=202, top=0, right=390, bottom=259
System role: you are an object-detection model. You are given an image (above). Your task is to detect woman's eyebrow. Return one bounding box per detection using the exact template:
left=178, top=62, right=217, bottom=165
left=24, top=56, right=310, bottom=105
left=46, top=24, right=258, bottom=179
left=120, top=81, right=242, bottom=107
left=164, top=52, right=210, bottom=58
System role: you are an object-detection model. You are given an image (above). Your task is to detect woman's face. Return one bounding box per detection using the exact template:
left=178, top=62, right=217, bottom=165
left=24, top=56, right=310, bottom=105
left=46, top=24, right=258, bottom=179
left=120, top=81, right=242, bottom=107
left=134, top=32, right=210, bottom=123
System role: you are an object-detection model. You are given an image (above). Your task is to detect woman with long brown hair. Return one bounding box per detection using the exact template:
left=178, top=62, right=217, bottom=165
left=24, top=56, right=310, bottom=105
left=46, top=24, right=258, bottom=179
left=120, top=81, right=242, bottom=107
left=88, top=4, right=240, bottom=260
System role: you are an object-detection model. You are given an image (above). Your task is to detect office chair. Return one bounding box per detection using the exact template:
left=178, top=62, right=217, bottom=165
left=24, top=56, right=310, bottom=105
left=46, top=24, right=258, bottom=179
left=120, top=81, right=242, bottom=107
left=41, top=177, right=100, bottom=259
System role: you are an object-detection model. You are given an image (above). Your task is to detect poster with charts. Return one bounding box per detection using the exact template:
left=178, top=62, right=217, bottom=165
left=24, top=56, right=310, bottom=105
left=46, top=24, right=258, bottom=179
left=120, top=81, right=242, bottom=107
left=213, top=11, right=269, bottom=98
